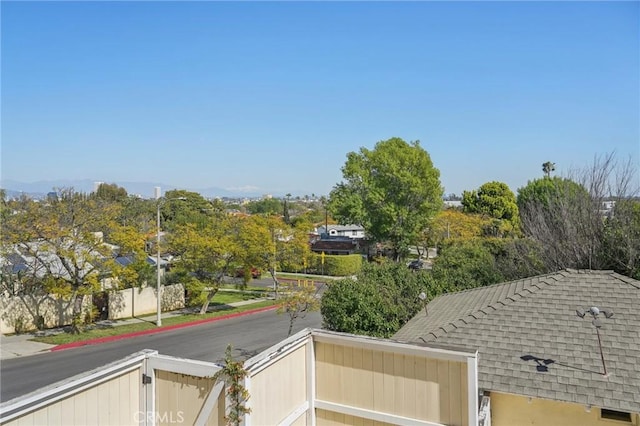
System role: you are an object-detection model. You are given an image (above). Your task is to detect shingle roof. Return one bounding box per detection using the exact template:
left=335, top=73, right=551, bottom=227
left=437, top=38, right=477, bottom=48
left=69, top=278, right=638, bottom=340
left=311, top=240, right=357, bottom=252
left=393, top=270, right=640, bottom=412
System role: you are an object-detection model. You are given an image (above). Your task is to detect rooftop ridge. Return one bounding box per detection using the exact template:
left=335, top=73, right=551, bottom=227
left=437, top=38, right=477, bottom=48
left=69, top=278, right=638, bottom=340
left=608, top=271, right=640, bottom=289
left=427, top=271, right=567, bottom=340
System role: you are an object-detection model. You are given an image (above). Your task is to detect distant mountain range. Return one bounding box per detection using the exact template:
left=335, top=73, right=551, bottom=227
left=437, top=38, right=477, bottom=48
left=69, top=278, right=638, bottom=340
left=0, top=179, right=275, bottom=200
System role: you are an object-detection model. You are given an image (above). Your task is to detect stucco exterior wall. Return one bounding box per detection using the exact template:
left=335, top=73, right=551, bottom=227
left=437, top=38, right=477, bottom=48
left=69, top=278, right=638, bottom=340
left=108, top=284, right=184, bottom=320
left=0, top=284, right=184, bottom=334
left=0, top=294, right=92, bottom=335
left=491, top=392, right=639, bottom=426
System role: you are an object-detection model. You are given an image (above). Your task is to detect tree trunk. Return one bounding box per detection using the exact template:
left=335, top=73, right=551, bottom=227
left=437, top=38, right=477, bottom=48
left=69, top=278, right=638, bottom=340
left=270, top=269, right=279, bottom=299
left=287, top=317, right=294, bottom=337
left=199, top=288, right=219, bottom=315
left=70, top=293, right=85, bottom=334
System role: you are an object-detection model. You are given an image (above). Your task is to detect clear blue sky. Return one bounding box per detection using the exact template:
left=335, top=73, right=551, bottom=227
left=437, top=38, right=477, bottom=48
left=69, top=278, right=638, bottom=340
left=2, top=1, right=638, bottom=197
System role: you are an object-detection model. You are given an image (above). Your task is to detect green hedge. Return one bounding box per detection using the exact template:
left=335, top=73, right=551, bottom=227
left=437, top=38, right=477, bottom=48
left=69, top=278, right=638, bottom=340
left=309, top=253, right=363, bottom=276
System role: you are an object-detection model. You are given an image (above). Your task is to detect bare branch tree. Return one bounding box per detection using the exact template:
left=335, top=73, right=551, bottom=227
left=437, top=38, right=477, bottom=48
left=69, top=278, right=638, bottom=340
left=519, top=152, right=639, bottom=275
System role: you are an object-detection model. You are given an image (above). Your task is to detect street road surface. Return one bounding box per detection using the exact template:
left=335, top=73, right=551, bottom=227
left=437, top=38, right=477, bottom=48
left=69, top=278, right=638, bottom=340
left=0, top=309, right=322, bottom=402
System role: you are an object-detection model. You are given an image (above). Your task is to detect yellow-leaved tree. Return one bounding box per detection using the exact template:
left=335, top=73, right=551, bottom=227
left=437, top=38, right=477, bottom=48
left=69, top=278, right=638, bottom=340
left=169, top=213, right=243, bottom=315
left=1, top=188, right=129, bottom=333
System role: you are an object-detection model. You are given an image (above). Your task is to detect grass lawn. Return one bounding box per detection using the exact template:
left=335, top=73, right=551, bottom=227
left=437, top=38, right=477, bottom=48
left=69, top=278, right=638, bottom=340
left=215, top=288, right=270, bottom=304
left=276, top=272, right=338, bottom=281
left=31, top=299, right=277, bottom=346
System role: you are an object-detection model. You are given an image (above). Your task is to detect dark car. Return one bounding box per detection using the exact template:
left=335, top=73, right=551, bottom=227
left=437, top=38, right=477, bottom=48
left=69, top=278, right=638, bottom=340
left=408, top=260, right=424, bottom=271
left=235, top=267, right=261, bottom=279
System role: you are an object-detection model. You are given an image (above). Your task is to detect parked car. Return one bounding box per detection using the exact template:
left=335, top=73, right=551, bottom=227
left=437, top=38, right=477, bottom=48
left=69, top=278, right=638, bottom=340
left=235, top=267, right=261, bottom=279
left=408, top=260, right=425, bottom=271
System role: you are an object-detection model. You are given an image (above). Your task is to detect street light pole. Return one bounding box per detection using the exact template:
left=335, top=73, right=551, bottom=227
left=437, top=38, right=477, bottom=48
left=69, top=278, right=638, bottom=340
left=156, top=198, right=162, bottom=327
left=154, top=188, right=186, bottom=327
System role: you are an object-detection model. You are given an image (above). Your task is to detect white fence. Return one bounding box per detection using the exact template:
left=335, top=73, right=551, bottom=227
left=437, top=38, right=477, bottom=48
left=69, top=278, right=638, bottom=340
left=0, top=329, right=480, bottom=426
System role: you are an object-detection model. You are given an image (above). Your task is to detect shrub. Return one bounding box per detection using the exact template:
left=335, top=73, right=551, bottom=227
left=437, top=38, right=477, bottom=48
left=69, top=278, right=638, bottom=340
left=321, top=262, right=436, bottom=337
left=309, top=253, right=363, bottom=276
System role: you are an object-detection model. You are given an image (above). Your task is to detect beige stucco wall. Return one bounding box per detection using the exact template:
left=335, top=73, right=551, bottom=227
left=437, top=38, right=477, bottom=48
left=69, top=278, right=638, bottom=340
left=0, top=283, right=185, bottom=333
left=249, top=344, right=308, bottom=425
left=315, top=341, right=469, bottom=426
left=491, top=392, right=640, bottom=426
left=108, top=284, right=184, bottom=320
left=0, top=294, right=92, bottom=335
left=1, top=368, right=141, bottom=426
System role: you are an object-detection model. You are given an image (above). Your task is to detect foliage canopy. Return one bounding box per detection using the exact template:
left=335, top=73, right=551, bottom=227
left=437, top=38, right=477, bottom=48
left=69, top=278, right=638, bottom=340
left=461, top=181, right=520, bottom=236
left=329, top=137, right=443, bottom=260
left=321, top=262, right=439, bottom=338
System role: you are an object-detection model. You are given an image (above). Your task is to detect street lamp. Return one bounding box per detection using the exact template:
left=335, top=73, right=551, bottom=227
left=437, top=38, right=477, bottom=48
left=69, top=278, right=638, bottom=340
left=156, top=198, right=162, bottom=327
left=155, top=187, right=186, bottom=327
left=418, top=292, right=428, bottom=316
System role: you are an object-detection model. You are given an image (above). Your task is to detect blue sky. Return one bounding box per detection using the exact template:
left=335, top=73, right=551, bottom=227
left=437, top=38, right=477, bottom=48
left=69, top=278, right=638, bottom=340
left=2, top=1, right=638, bottom=197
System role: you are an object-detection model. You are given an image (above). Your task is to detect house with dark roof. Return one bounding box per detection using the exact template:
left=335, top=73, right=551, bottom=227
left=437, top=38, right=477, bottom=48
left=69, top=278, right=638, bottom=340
left=394, top=269, right=640, bottom=426
left=310, top=237, right=360, bottom=255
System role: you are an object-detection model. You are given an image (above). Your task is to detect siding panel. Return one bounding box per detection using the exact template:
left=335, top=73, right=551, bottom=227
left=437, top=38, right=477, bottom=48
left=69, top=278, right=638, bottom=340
left=314, top=340, right=469, bottom=426
left=249, top=345, right=307, bottom=425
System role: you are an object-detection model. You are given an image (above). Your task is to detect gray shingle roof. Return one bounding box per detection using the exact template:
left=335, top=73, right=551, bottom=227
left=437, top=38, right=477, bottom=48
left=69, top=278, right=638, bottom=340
left=393, top=270, right=640, bottom=412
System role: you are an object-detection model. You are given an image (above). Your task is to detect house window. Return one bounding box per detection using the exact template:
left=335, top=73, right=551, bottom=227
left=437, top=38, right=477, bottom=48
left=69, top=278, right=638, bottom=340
left=352, top=230, right=358, bottom=236
left=600, top=409, right=632, bottom=423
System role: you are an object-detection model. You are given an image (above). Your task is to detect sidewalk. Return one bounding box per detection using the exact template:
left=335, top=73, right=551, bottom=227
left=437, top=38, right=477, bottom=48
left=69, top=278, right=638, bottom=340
left=0, top=299, right=273, bottom=361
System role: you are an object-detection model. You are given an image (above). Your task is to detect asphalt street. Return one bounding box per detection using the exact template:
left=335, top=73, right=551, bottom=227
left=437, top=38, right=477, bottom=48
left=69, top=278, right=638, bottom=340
left=0, top=309, right=323, bottom=402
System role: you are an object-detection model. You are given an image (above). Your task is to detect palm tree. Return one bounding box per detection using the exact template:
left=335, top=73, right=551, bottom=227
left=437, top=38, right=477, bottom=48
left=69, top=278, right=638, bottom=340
left=542, top=161, right=556, bottom=178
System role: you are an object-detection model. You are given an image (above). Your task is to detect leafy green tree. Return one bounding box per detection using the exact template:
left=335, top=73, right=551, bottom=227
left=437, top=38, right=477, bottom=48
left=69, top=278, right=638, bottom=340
left=245, top=198, right=282, bottom=216
left=329, top=137, right=443, bottom=261
left=1, top=189, right=126, bottom=333
left=162, top=189, right=216, bottom=230
left=109, top=225, right=155, bottom=288
left=119, top=196, right=155, bottom=232
left=517, top=176, right=587, bottom=209
left=430, top=239, right=504, bottom=291
left=461, top=181, right=520, bottom=236
left=233, top=215, right=273, bottom=289
left=240, top=215, right=312, bottom=295
left=321, top=262, right=438, bottom=337
left=168, top=214, right=242, bottom=314
left=93, top=183, right=128, bottom=202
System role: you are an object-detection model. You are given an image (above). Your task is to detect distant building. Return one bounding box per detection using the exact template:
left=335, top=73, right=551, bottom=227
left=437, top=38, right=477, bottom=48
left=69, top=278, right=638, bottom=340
left=316, top=224, right=366, bottom=240
left=444, top=200, right=462, bottom=209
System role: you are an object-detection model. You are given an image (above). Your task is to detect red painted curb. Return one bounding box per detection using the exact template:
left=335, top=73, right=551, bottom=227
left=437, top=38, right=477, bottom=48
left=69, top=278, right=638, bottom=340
left=50, top=305, right=278, bottom=352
